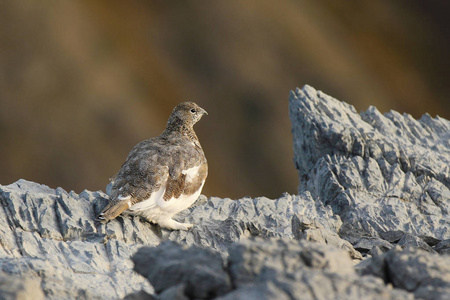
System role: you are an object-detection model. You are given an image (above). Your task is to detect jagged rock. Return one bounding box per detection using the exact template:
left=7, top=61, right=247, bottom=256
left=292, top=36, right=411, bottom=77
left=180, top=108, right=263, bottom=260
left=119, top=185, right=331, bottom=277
left=418, top=235, right=441, bottom=247
left=338, top=222, right=373, bottom=244
left=353, top=237, right=394, bottom=254
left=166, top=192, right=360, bottom=259
left=292, top=214, right=362, bottom=260
left=397, top=233, right=437, bottom=253
left=358, top=246, right=450, bottom=299
left=289, top=85, right=450, bottom=241
left=216, top=281, right=291, bottom=300
left=132, top=241, right=231, bottom=299
left=0, top=180, right=153, bottom=299
left=0, top=179, right=357, bottom=299
left=132, top=238, right=413, bottom=300
left=368, top=245, right=385, bottom=257
left=158, top=285, right=189, bottom=300
left=123, top=290, right=156, bottom=300
left=1, top=84, right=449, bottom=299
left=0, top=273, right=44, bottom=300
left=227, top=238, right=355, bottom=287
left=434, top=239, right=450, bottom=254
left=379, top=230, right=405, bottom=243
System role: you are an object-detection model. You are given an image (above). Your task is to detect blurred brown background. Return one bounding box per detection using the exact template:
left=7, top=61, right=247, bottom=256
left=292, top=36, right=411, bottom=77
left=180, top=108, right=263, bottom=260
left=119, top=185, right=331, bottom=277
left=1, top=1, right=449, bottom=199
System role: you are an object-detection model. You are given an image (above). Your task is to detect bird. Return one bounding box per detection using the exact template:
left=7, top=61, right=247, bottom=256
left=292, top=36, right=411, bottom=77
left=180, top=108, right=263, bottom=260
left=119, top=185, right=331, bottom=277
left=97, top=101, right=208, bottom=230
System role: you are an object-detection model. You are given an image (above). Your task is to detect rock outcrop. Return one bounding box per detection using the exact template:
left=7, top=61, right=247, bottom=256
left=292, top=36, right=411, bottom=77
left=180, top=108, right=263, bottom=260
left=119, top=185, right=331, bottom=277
left=289, top=85, right=450, bottom=243
left=358, top=246, right=450, bottom=299
left=0, top=180, right=356, bottom=299
left=0, top=85, right=449, bottom=299
left=133, top=239, right=414, bottom=300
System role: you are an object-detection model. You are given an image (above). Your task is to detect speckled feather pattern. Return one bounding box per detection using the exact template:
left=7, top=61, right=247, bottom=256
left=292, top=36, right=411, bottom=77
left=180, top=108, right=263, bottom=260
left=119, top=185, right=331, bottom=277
left=109, top=133, right=206, bottom=202
left=98, top=102, right=208, bottom=230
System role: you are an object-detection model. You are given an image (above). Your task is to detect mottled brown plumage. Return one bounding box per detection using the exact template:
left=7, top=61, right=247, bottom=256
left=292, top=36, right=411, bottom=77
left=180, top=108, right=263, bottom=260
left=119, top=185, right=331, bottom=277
left=97, top=102, right=208, bottom=230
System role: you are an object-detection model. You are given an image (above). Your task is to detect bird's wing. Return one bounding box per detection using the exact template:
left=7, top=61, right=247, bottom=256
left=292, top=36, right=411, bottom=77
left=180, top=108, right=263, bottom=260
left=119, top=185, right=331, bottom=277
left=97, top=136, right=207, bottom=222
left=97, top=138, right=170, bottom=222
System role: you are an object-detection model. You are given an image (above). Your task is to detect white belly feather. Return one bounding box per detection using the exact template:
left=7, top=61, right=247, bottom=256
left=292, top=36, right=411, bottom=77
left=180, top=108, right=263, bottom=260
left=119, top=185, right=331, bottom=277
left=125, top=164, right=205, bottom=221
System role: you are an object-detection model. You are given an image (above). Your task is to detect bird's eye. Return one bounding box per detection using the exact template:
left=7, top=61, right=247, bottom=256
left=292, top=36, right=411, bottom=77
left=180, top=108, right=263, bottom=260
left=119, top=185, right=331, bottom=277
left=190, top=108, right=196, bottom=113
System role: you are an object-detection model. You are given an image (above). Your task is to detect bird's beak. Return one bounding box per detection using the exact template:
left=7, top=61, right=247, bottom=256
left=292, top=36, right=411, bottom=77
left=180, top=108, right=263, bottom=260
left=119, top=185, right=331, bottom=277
left=201, top=108, right=208, bottom=116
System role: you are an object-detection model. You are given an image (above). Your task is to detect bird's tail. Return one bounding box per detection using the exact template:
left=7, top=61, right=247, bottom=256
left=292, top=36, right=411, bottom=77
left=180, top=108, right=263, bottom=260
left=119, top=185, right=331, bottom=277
left=96, top=197, right=132, bottom=223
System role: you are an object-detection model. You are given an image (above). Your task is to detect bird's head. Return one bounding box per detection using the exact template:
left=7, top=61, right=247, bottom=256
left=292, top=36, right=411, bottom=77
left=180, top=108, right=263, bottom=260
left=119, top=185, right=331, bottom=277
left=167, top=101, right=208, bottom=129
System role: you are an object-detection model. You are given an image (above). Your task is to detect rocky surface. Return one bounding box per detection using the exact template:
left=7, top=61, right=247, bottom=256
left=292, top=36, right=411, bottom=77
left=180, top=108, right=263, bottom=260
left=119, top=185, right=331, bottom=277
left=358, top=246, right=450, bottom=299
left=289, top=85, right=450, bottom=242
left=133, top=241, right=232, bottom=299
left=0, top=181, right=153, bottom=299
left=0, top=179, right=357, bottom=299
left=133, top=239, right=414, bottom=300
left=0, top=273, right=44, bottom=300
left=0, top=85, right=449, bottom=299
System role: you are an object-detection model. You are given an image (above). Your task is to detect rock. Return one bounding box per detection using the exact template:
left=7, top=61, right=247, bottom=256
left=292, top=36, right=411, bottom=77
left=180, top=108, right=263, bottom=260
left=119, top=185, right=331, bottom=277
left=338, top=222, right=372, bottom=244
left=355, top=252, right=387, bottom=279
left=368, top=246, right=385, bottom=257
left=158, top=285, right=189, bottom=300
left=132, top=238, right=413, bottom=300
left=1, top=84, right=449, bottom=299
left=434, top=239, right=450, bottom=254
left=132, top=241, right=231, bottom=299
left=291, top=214, right=362, bottom=259
left=397, top=233, right=437, bottom=253
left=216, top=281, right=291, bottom=300
left=227, top=238, right=355, bottom=288
left=0, top=180, right=153, bottom=299
left=123, top=290, right=156, bottom=300
left=2, top=179, right=358, bottom=298
left=359, top=246, right=450, bottom=300
left=166, top=192, right=359, bottom=258
left=386, top=247, right=450, bottom=300
left=0, top=274, right=44, bottom=300
left=418, top=235, right=441, bottom=247
left=379, top=230, right=405, bottom=243
left=353, top=237, right=394, bottom=255
left=289, top=85, right=450, bottom=241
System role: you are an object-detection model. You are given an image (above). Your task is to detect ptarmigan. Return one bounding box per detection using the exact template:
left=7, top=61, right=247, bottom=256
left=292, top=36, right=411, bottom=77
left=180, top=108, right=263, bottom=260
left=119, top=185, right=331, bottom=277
left=97, top=101, right=208, bottom=230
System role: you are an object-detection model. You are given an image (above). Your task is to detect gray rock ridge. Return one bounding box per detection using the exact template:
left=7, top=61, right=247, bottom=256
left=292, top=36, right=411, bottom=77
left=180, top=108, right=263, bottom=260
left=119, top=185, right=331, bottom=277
left=0, top=180, right=153, bottom=299
left=289, top=85, right=450, bottom=243
left=132, top=241, right=232, bottom=299
left=0, top=179, right=358, bottom=299
left=357, top=246, right=450, bottom=299
left=169, top=192, right=361, bottom=259
left=1, top=179, right=444, bottom=299
left=133, top=238, right=414, bottom=300
left=0, top=273, right=44, bottom=300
